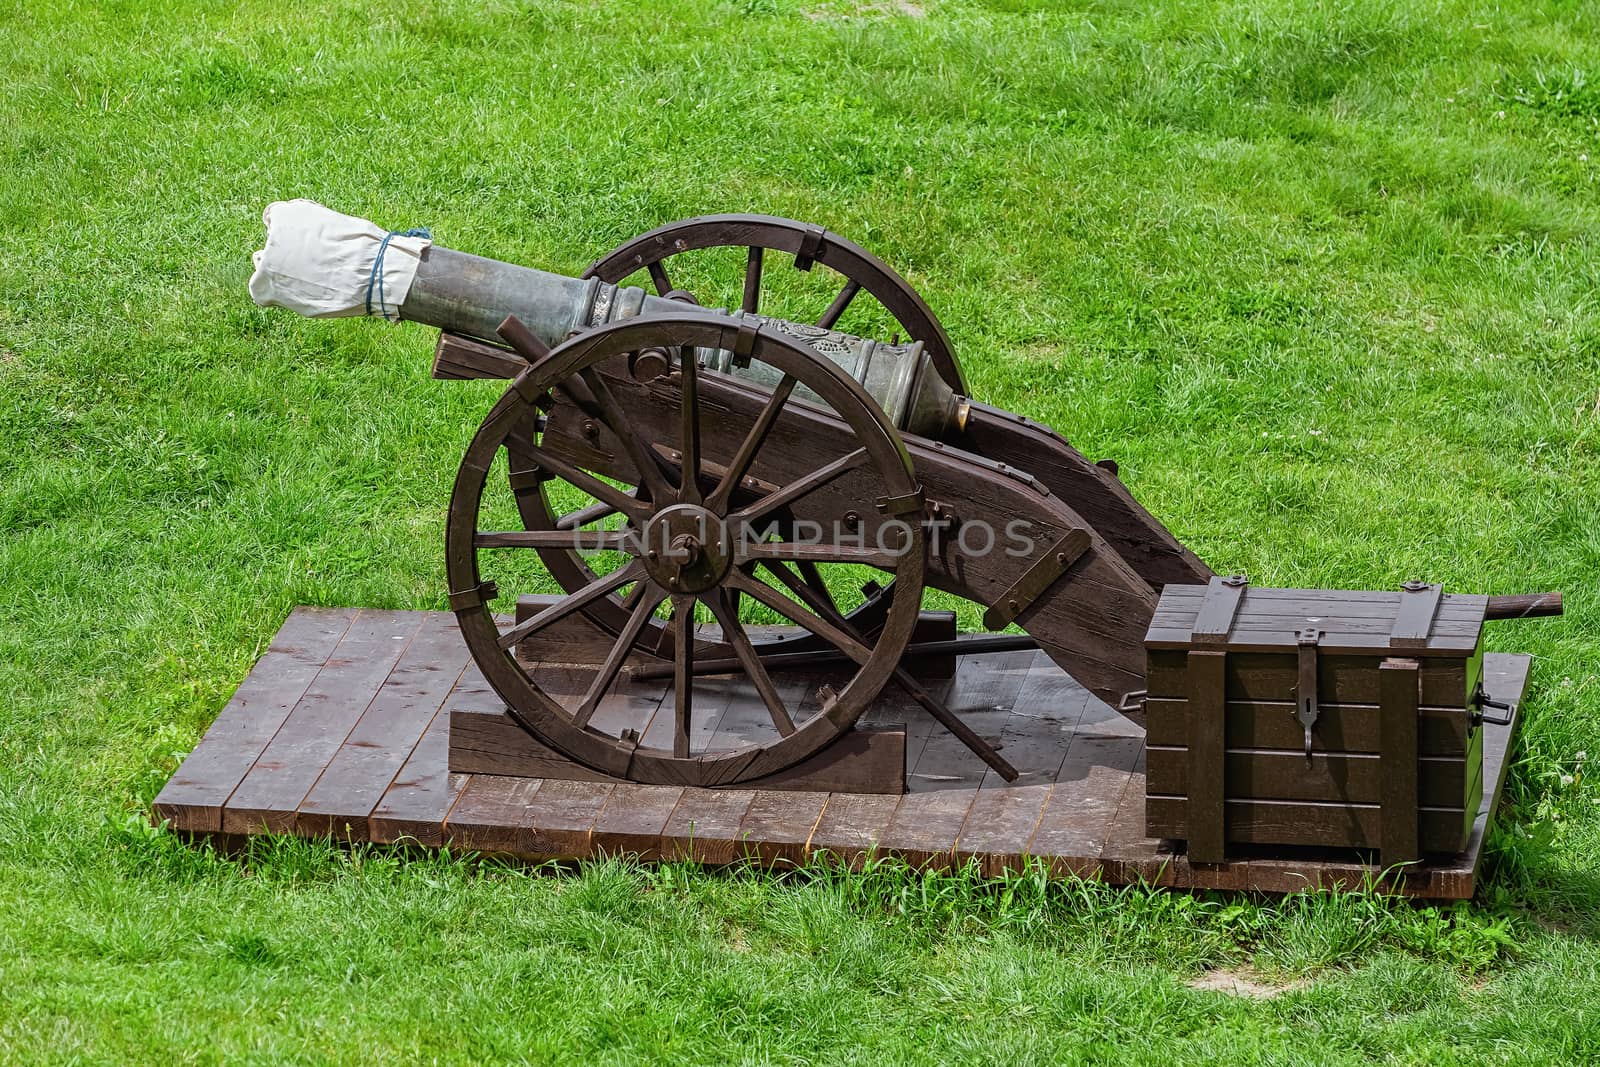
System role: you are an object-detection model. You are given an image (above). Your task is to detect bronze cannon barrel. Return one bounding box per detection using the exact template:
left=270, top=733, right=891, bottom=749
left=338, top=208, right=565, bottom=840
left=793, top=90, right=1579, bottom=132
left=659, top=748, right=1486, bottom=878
left=249, top=202, right=964, bottom=438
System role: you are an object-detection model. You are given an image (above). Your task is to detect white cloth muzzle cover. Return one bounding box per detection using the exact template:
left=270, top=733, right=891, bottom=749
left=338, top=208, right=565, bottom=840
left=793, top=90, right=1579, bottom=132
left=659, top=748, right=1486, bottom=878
left=247, top=199, right=432, bottom=320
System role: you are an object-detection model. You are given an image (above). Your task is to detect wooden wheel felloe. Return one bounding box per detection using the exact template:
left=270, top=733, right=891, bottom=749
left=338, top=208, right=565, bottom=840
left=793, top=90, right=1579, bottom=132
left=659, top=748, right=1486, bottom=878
left=446, top=313, right=928, bottom=786
left=583, top=213, right=968, bottom=396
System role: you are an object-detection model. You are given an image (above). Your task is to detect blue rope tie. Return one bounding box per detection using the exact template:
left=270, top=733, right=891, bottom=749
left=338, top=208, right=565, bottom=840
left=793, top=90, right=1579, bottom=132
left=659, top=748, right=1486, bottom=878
left=365, top=226, right=432, bottom=321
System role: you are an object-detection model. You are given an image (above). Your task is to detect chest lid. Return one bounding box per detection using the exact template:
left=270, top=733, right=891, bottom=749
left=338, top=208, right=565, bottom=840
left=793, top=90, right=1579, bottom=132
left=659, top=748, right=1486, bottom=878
left=1147, top=578, right=1487, bottom=657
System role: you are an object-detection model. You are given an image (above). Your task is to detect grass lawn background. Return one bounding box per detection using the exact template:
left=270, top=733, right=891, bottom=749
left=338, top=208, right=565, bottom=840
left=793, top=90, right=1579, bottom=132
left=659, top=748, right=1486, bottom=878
left=3, top=0, right=1600, bottom=1061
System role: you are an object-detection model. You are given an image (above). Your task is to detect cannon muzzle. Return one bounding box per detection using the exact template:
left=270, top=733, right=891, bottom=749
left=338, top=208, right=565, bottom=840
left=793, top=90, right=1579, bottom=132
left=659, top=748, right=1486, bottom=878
left=249, top=200, right=964, bottom=437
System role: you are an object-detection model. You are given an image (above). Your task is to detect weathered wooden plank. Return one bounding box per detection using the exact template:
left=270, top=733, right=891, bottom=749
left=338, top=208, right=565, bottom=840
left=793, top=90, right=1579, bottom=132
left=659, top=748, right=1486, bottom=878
left=882, top=788, right=979, bottom=870
left=1190, top=576, right=1247, bottom=646
left=1144, top=736, right=1477, bottom=807
left=522, top=779, right=614, bottom=859
left=1144, top=696, right=1473, bottom=756
left=1183, top=650, right=1227, bottom=862
left=971, top=666, right=1085, bottom=785
left=1149, top=585, right=1487, bottom=659
left=736, top=726, right=906, bottom=793
left=1380, top=658, right=1421, bottom=866
left=451, top=702, right=905, bottom=793
left=590, top=783, right=683, bottom=860
left=701, top=655, right=813, bottom=753
left=433, top=331, right=527, bottom=381
left=1099, top=751, right=1188, bottom=887
left=1391, top=583, right=1444, bottom=646
left=297, top=613, right=471, bottom=837
left=952, top=658, right=1088, bottom=873
left=1146, top=627, right=1479, bottom=655
left=1024, top=734, right=1143, bottom=876
left=906, top=687, right=1011, bottom=792
left=575, top=651, right=672, bottom=744
left=1145, top=796, right=1473, bottom=853
left=953, top=785, right=1052, bottom=875
left=444, top=775, right=540, bottom=854
left=513, top=592, right=667, bottom=670
left=153, top=607, right=358, bottom=832
left=368, top=687, right=468, bottom=849
left=1154, top=596, right=1484, bottom=620
left=1158, top=585, right=1485, bottom=610
left=1153, top=611, right=1483, bottom=636
left=450, top=704, right=623, bottom=780
left=1147, top=648, right=1480, bottom=706
left=660, top=788, right=757, bottom=865
left=993, top=654, right=1093, bottom=737
left=806, top=792, right=902, bottom=868
left=222, top=611, right=428, bottom=834
left=736, top=790, right=829, bottom=867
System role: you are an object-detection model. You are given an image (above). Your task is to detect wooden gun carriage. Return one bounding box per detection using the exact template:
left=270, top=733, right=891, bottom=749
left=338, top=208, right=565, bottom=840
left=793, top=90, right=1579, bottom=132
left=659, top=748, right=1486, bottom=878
left=188, top=201, right=1560, bottom=885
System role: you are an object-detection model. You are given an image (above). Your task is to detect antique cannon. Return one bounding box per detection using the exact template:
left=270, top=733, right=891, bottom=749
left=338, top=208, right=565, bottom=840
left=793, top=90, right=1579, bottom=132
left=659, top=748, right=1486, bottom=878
left=249, top=202, right=1559, bottom=826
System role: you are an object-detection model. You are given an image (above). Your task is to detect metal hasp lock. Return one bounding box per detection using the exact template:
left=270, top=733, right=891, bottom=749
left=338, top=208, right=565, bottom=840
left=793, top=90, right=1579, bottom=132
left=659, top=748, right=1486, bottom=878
left=1295, top=625, right=1323, bottom=761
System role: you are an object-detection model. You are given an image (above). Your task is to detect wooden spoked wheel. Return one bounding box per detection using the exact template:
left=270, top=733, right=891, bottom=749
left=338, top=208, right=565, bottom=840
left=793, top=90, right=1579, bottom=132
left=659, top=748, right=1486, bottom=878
left=577, top=213, right=959, bottom=646
left=446, top=314, right=928, bottom=786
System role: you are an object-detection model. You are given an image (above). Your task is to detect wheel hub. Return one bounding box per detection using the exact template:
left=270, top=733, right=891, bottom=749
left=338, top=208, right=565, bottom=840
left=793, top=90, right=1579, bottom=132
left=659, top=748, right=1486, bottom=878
left=641, top=504, right=732, bottom=593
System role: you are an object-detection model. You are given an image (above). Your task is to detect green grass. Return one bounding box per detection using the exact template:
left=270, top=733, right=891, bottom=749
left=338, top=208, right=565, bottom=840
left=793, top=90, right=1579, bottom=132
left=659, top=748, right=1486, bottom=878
left=3, top=0, right=1600, bottom=1060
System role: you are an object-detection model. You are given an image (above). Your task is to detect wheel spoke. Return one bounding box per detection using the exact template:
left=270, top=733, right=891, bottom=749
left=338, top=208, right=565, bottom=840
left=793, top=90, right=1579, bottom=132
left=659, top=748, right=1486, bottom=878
left=761, top=561, right=1020, bottom=781
left=496, top=562, right=643, bottom=650
left=742, top=246, right=763, bottom=315
left=678, top=350, right=702, bottom=505
left=572, top=584, right=665, bottom=728
left=724, top=568, right=872, bottom=665
left=556, top=499, right=621, bottom=531
left=796, top=559, right=841, bottom=618
left=619, top=578, right=651, bottom=612
left=475, top=529, right=635, bottom=552
left=759, top=558, right=843, bottom=626
left=704, top=588, right=795, bottom=737
left=728, top=447, right=868, bottom=525
left=816, top=279, right=861, bottom=331
left=578, top=367, right=675, bottom=503
left=705, top=374, right=797, bottom=513
left=738, top=540, right=901, bottom=569
left=510, top=442, right=650, bottom=523
left=647, top=260, right=672, bottom=297
left=671, top=595, right=695, bottom=757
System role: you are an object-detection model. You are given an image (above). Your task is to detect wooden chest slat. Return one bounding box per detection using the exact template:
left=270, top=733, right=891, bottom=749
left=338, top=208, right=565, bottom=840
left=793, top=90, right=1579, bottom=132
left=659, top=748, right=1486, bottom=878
left=1142, top=694, right=1477, bottom=755
left=1146, top=648, right=1483, bottom=720
left=1144, top=581, right=1487, bottom=865
left=1145, top=723, right=1482, bottom=806
left=1145, top=780, right=1482, bottom=853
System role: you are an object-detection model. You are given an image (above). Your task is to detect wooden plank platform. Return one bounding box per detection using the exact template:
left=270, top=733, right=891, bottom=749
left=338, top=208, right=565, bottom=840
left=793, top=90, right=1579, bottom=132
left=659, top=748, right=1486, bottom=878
left=154, top=607, right=1532, bottom=898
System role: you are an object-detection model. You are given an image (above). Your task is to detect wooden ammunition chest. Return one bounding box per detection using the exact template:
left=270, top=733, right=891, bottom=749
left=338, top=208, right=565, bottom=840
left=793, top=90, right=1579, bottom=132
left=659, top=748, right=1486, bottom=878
left=1143, top=578, right=1488, bottom=867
